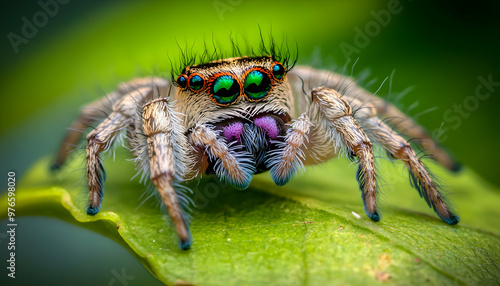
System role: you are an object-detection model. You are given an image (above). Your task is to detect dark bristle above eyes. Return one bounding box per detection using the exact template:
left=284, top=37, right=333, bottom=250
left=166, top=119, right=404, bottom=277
left=171, top=33, right=298, bottom=80
left=189, top=56, right=272, bottom=71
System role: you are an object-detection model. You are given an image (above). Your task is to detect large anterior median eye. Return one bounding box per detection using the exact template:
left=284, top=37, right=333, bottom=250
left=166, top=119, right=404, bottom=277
left=210, top=74, right=241, bottom=105
left=243, top=69, right=271, bottom=101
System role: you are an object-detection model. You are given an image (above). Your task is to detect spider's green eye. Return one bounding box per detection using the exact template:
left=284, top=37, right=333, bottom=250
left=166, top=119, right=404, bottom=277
left=177, top=75, right=187, bottom=88
left=244, top=69, right=271, bottom=101
left=189, top=74, right=205, bottom=91
left=211, top=74, right=240, bottom=105
left=271, top=62, right=285, bottom=80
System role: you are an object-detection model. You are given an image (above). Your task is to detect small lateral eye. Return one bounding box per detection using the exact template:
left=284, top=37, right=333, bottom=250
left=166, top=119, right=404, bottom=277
left=189, top=74, right=205, bottom=91
left=243, top=69, right=271, bottom=101
left=271, top=62, right=285, bottom=80
left=176, top=75, right=188, bottom=88
left=210, top=74, right=241, bottom=105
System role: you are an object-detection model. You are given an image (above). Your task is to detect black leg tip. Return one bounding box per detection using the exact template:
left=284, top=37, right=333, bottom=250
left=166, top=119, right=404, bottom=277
left=233, top=180, right=252, bottom=190
left=86, top=206, right=100, bottom=216
left=50, top=162, right=62, bottom=171
left=179, top=238, right=192, bottom=250
left=270, top=167, right=293, bottom=187
left=226, top=175, right=253, bottom=190
left=274, top=181, right=288, bottom=187
left=272, top=175, right=291, bottom=187
left=450, top=162, right=463, bottom=173
left=443, top=214, right=460, bottom=225
left=369, top=212, right=381, bottom=222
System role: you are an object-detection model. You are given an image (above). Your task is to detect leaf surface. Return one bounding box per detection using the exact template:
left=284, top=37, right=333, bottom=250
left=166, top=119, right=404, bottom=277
left=3, top=153, right=500, bottom=285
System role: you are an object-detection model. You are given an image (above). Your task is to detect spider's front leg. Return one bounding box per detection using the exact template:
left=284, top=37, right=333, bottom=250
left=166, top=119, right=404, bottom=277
left=289, top=67, right=460, bottom=172
left=267, top=87, right=379, bottom=220
left=309, top=87, right=459, bottom=224
left=348, top=96, right=460, bottom=224
left=310, top=87, right=380, bottom=221
left=56, top=78, right=169, bottom=215
left=84, top=87, right=157, bottom=215
left=141, top=98, right=193, bottom=250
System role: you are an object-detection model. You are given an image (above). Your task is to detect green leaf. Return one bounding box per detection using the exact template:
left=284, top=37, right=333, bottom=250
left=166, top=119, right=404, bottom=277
left=3, top=151, right=500, bottom=285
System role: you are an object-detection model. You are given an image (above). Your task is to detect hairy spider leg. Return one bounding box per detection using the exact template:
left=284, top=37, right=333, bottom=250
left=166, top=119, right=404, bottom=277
left=85, top=102, right=133, bottom=215
left=85, top=86, right=160, bottom=214
left=52, top=77, right=169, bottom=169
left=288, top=67, right=460, bottom=172
left=348, top=97, right=460, bottom=224
left=310, top=87, right=380, bottom=221
left=368, top=97, right=461, bottom=172
left=52, top=91, right=122, bottom=170
left=54, top=77, right=196, bottom=249
left=142, top=98, right=193, bottom=250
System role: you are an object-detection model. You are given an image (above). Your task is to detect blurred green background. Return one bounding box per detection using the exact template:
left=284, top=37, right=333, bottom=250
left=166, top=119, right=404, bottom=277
left=1, top=0, right=499, bottom=285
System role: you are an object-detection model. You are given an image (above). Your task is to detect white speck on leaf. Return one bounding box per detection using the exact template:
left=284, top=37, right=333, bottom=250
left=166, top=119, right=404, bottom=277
left=352, top=212, right=361, bottom=219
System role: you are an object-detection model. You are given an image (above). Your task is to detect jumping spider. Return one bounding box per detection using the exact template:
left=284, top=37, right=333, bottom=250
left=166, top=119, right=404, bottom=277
left=53, top=45, right=460, bottom=250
